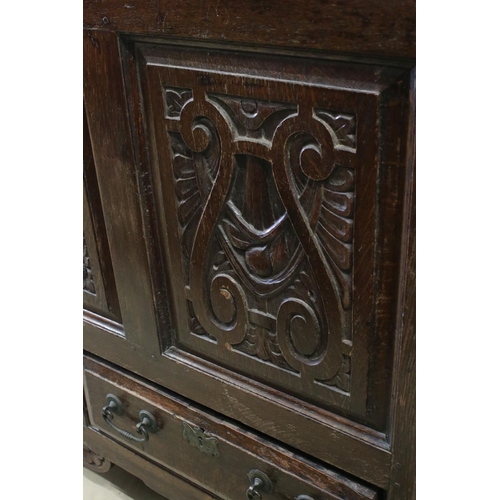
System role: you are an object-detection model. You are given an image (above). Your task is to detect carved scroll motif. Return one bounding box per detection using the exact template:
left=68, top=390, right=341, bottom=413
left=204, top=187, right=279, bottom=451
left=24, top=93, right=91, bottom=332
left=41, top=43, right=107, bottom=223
left=166, top=87, right=356, bottom=392
left=83, top=234, right=96, bottom=294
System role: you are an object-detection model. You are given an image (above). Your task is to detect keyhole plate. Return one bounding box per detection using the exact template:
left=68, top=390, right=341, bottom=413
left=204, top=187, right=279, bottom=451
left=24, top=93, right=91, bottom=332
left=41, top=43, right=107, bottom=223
left=182, top=422, right=220, bottom=457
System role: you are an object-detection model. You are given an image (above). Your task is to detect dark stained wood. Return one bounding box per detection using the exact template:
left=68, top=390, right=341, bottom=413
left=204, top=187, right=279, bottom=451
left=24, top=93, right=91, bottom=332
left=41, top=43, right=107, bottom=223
left=83, top=1, right=415, bottom=497
left=84, top=390, right=90, bottom=428
left=84, top=354, right=379, bottom=500
left=84, top=36, right=411, bottom=487
left=365, top=60, right=410, bottom=425
left=83, top=0, right=415, bottom=60
left=83, top=29, right=160, bottom=349
left=128, top=40, right=409, bottom=433
left=84, top=324, right=392, bottom=489
left=83, top=102, right=121, bottom=321
left=83, top=186, right=107, bottom=310
left=387, top=69, right=416, bottom=500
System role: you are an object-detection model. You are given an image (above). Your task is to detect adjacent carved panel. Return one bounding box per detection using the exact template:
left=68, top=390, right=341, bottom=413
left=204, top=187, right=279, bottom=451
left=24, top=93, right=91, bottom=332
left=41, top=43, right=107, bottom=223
left=83, top=184, right=108, bottom=313
left=83, top=234, right=96, bottom=294
left=83, top=103, right=122, bottom=323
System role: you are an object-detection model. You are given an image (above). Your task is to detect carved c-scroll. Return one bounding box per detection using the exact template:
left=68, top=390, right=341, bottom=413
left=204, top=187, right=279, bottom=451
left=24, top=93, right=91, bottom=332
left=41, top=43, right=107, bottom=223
left=270, top=108, right=345, bottom=380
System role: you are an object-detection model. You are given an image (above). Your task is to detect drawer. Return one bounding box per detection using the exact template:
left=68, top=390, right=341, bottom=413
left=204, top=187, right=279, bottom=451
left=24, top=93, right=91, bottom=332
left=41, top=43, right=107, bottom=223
left=84, top=355, right=378, bottom=500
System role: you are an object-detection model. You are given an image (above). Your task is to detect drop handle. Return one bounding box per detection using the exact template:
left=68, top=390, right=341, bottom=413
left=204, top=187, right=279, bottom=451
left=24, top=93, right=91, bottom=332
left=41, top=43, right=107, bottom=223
left=101, top=393, right=159, bottom=443
left=246, top=470, right=273, bottom=500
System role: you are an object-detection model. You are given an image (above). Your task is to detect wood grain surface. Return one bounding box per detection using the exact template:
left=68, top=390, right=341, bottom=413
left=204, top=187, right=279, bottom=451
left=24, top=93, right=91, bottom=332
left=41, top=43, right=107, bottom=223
left=83, top=1, right=415, bottom=497
left=83, top=0, right=415, bottom=59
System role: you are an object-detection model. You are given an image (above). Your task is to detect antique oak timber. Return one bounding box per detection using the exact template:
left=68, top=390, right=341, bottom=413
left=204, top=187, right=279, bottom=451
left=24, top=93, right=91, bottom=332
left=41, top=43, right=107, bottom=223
left=83, top=2, right=416, bottom=499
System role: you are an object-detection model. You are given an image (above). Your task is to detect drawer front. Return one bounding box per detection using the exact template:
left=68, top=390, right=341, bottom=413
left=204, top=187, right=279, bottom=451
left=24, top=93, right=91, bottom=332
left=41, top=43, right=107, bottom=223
left=84, top=355, right=378, bottom=500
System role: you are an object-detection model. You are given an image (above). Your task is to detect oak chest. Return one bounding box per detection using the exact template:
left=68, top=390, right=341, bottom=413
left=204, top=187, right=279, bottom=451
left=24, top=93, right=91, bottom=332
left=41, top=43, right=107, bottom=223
left=83, top=2, right=415, bottom=498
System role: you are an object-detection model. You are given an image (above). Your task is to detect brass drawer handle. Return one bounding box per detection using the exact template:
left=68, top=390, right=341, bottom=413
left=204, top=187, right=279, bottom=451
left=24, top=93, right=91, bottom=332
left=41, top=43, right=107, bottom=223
left=246, top=470, right=273, bottom=500
left=101, top=394, right=159, bottom=443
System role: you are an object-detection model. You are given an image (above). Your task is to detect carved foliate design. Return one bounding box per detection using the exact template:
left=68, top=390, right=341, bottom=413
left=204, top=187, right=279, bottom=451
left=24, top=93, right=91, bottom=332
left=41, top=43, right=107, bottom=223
left=315, top=110, right=357, bottom=152
left=166, top=88, right=356, bottom=392
left=83, top=234, right=96, bottom=294
left=319, top=354, right=352, bottom=393
left=163, top=86, right=193, bottom=119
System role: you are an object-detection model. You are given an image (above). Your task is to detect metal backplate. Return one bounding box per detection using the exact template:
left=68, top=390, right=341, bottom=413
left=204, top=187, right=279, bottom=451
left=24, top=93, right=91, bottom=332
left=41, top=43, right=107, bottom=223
left=182, top=422, right=220, bottom=457
left=139, top=410, right=159, bottom=433
left=105, top=394, right=124, bottom=415
left=248, top=470, right=273, bottom=493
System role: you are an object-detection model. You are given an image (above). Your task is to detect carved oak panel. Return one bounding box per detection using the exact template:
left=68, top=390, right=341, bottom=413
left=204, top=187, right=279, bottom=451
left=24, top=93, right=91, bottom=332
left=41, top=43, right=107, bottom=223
left=134, top=43, right=407, bottom=428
